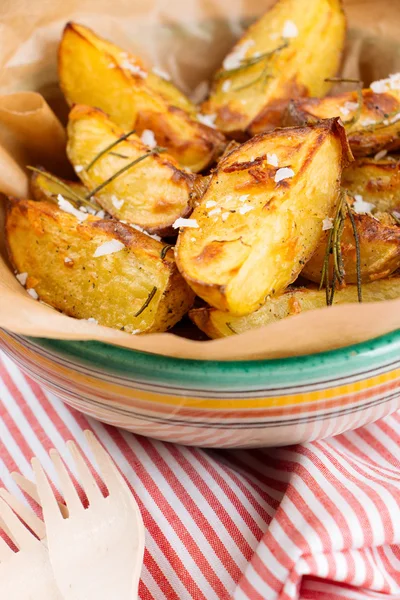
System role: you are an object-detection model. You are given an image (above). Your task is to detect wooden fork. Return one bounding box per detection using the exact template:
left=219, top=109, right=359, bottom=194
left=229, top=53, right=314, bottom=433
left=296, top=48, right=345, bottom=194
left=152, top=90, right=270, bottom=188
left=0, top=489, right=63, bottom=599
left=32, top=430, right=145, bottom=600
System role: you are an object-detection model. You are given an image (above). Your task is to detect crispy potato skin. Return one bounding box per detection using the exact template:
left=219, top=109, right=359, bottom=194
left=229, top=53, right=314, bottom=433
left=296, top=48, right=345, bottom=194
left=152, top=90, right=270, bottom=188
left=59, top=22, right=226, bottom=172
left=287, top=89, right=400, bottom=157
left=30, top=168, right=89, bottom=203
left=176, top=119, right=352, bottom=316
left=190, top=277, right=400, bottom=338
left=342, top=157, right=400, bottom=213
left=201, top=0, right=345, bottom=137
left=6, top=199, right=194, bottom=333
left=302, top=211, right=400, bottom=284
left=67, top=105, right=193, bottom=235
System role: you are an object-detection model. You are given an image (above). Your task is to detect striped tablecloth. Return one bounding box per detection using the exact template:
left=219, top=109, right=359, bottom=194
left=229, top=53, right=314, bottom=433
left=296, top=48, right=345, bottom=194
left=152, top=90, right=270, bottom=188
left=1, top=350, right=399, bottom=600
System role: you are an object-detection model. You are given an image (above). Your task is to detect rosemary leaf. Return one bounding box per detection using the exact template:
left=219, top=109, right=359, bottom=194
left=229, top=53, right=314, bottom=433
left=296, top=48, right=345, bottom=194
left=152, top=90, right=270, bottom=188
left=109, top=152, right=129, bottom=158
left=27, top=166, right=100, bottom=212
left=160, top=244, right=174, bottom=259
left=85, top=129, right=136, bottom=171
left=217, top=40, right=289, bottom=81
left=346, top=198, right=363, bottom=303
left=86, top=147, right=166, bottom=199
left=324, top=77, right=364, bottom=85
left=134, top=286, right=158, bottom=318
left=226, top=322, right=237, bottom=334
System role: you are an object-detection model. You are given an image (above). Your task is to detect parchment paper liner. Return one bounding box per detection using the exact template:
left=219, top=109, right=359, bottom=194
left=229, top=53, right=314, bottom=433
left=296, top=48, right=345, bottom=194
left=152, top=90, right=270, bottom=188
left=0, top=0, right=399, bottom=361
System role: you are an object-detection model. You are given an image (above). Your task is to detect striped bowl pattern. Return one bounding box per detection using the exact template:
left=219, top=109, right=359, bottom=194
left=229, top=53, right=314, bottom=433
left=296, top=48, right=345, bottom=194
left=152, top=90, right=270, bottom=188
left=1, top=329, right=400, bottom=448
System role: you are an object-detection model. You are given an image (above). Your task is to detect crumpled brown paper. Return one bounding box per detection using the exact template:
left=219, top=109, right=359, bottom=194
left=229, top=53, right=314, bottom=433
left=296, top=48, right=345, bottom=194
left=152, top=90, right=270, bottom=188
left=1, top=0, right=400, bottom=361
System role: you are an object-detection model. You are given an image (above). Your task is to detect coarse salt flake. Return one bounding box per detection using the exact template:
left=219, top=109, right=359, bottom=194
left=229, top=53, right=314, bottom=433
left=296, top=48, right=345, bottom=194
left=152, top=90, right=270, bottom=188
left=267, top=153, right=279, bottom=167
left=172, top=217, right=199, bottom=229
left=64, top=257, right=73, bottom=264
left=340, top=101, right=359, bottom=117
left=197, top=113, right=217, bottom=128
left=27, top=288, right=39, bottom=300
left=130, top=223, right=161, bottom=241
left=239, top=205, right=254, bottom=215
left=74, top=165, right=84, bottom=173
left=96, top=210, right=106, bottom=219
left=86, top=317, right=98, bottom=324
left=16, top=272, right=28, bottom=286
left=222, top=80, right=231, bottom=92
left=223, top=39, right=255, bottom=70
left=140, top=129, right=157, bottom=149
left=322, top=218, right=333, bottom=231
left=360, top=118, right=377, bottom=127
left=152, top=66, right=171, bottom=80
left=120, top=59, right=147, bottom=78
left=221, top=212, right=230, bottom=221
left=206, top=200, right=217, bottom=208
left=111, top=195, right=125, bottom=210
left=353, top=195, right=375, bottom=214
left=275, top=167, right=295, bottom=183
left=239, top=194, right=249, bottom=202
left=93, top=239, right=125, bottom=258
left=57, top=195, right=88, bottom=222
left=208, top=207, right=221, bottom=216
left=370, top=73, right=400, bottom=94
left=282, top=20, right=298, bottom=38
left=375, top=149, right=388, bottom=160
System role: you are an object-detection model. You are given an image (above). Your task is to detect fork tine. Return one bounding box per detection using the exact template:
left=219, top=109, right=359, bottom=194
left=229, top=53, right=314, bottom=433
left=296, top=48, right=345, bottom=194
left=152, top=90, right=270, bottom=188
left=0, top=498, right=36, bottom=551
left=67, top=441, right=103, bottom=506
left=32, top=458, right=63, bottom=525
left=0, top=535, right=13, bottom=561
left=12, top=472, right=69, bottom=519
left=85, top=430, right=128, bottom=494
left=0, top=489, right=45, bottom=540
left=50, top=450, right=83, bottom=514
left=12, top=473, right=40, bottom=504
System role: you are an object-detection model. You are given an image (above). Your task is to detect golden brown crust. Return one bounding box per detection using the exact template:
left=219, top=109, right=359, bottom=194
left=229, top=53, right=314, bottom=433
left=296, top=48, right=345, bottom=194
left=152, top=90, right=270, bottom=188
left=342, top=156, right=400, bottom=213
left=302, top=210, right=400, bottom=284
left=201, top=0, right=346, bottom=137
left=67, top=105, right=193, bottom=236
left=59, top=22, right=226, bottom=172
left=190, top=276, right=400, bottom=339
left=6, top=199, right=195, bottom=333
left=287, top=89, right=400, bottom=157
left=176, top=119, right=350, bottom=316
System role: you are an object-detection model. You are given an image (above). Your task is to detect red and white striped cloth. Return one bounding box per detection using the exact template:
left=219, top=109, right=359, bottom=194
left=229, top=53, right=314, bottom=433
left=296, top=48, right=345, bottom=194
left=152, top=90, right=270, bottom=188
left=0, top=350, right=399, bottom=600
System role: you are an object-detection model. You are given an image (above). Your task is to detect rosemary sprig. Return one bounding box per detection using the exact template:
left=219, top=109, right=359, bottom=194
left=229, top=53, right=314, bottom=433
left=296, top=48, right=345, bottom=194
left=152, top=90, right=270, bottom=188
left=27, top=166, right=100, bottom=212
left=160, top=244, right=173, bottom=259
left=324, top=77, right=364, bottom=85
left=109, top=152, right=129, bottom=158
left=226, top=322, right=237, bottom=334
left=217, top=40, right=289, bottom=82
left=85, top=129, right=136, bottom=171
left=320, top=192, right=347, bottom=305
left=345, top=197, right=363, bottom=303
left=134, top=286, right=157, bottom=317
left=86, top=147, right=166, bottom=199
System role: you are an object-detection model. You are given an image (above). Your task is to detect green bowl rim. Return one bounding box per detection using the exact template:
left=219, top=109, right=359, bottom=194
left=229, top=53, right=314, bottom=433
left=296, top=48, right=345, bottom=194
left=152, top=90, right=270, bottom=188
left=25, top=327, right=400, bottom=373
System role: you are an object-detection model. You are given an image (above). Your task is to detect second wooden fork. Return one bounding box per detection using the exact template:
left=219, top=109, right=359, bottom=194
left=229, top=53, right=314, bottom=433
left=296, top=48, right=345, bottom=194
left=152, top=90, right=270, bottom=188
left=31, top=430, right=145, bottom=600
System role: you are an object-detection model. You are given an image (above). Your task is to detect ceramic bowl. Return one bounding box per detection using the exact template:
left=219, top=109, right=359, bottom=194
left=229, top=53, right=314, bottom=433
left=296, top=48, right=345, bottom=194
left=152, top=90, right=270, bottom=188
left=1, top=328, right=400, bottom=448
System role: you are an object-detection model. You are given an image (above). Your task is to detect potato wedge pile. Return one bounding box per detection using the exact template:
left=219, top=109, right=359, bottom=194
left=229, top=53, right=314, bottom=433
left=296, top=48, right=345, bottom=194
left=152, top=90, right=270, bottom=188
left=6, top=0, right=400, bottom=339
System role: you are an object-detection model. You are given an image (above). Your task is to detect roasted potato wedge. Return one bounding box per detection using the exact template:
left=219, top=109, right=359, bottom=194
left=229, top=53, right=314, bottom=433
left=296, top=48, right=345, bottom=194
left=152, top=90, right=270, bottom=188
left=59, top=22, right=226, bottom=172
left=67, top=105, right=194, bottom=235
left=287, top=88, right=400, bottom=157
left=302, top=208, right=400, bottom=284
left=6, top=199, right=195, bottom=333
left=201, top=0, right=346, bottom=137
left=176, top=119, right=352, bottom=316
left=342, top=156, right=400, bottom=213
left=30, top=167, right=90, bottom=205
left=190, top=277, right=400, bottom=338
